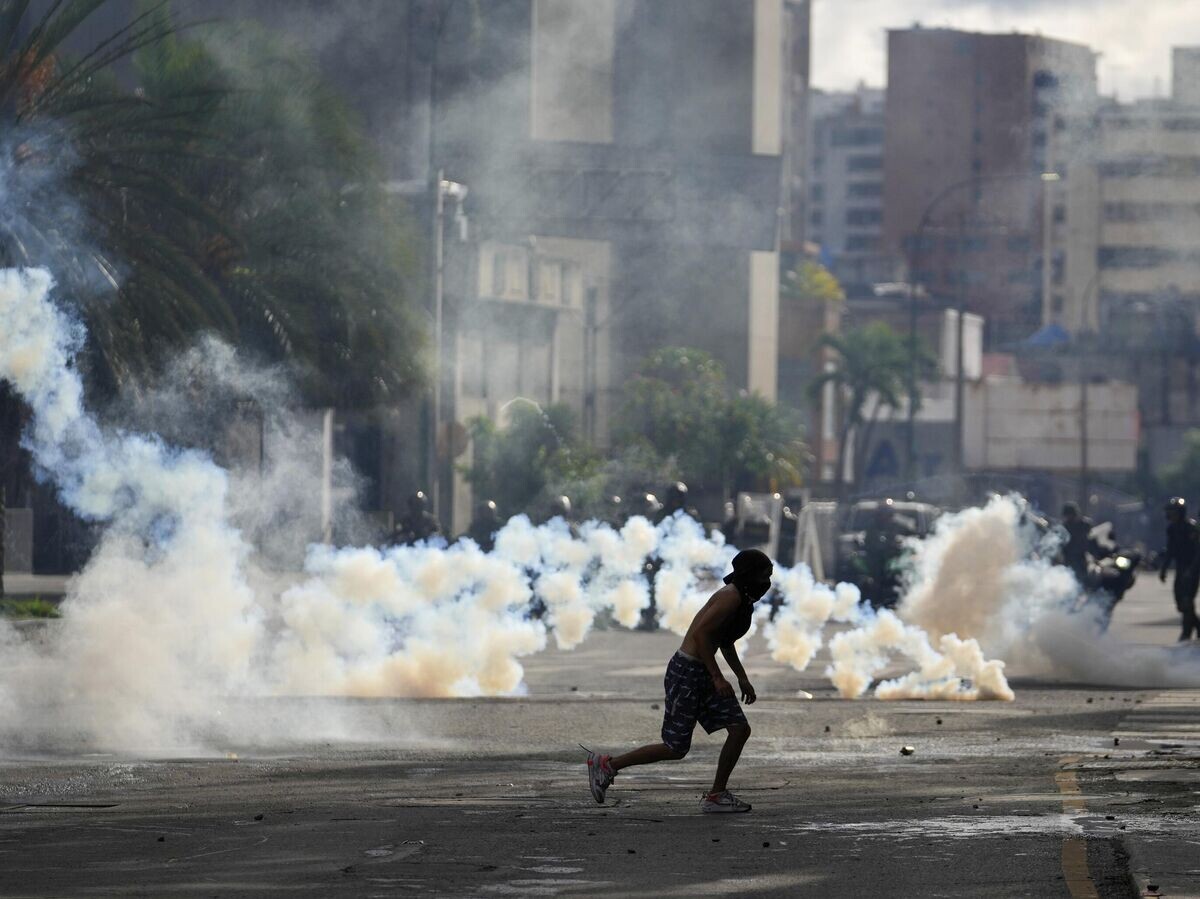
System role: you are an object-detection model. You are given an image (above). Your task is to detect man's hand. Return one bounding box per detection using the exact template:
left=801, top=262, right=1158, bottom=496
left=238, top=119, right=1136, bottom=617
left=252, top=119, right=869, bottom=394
left=738, top=678, right=757, bottom=705
left=712, top=675, right=735, bottom=699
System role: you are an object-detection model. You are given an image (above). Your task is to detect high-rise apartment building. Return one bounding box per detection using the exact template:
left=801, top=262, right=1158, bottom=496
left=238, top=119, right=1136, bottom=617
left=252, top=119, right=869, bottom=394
left=1049, top=49, right=1200, bottom=463
left=883, top=27, right=1097, bottom=344
left=781, top=0, right=812, bottom=250
left=170, top=0, right=792, bottom=527
left=806, top=86, right=891, bottom=287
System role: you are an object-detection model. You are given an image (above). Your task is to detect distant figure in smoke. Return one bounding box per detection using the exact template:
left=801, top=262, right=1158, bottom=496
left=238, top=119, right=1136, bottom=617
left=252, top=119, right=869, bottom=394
left=1159, top=497, right=1200, bottom=641
left=603, top=494, right=626, bottom=527
left=583, top=549, right=770, bottom=814
left=465, top=499, right=500, bottom=553
left=1059, top=501, right=1094, bottom=583
left=656, top=481, right=698, bottom=524
left=391, top=490, right=442, bottom=546
left=638, top=492, right=666, bottom=629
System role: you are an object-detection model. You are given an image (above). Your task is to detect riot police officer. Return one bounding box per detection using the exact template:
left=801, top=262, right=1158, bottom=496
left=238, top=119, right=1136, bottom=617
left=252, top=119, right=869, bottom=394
left=1160, top=497, right=1199, bottom=641
left=466, top=499, right=501, bottom=553
left=391, top=490, right=442, bottom=545
left=656, top=481, right=699, bottom=524
left=1060, top=501, right=1094, bottom=584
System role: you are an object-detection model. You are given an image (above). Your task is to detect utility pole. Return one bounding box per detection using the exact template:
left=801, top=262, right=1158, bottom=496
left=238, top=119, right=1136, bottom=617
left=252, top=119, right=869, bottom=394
left=1080, top=359, right=1090, bottom=509
left=954, top=305, right=966, bottom=478
left=584, top=286, right=598, bottom=442
left=0, top=484, right=6, bottom=600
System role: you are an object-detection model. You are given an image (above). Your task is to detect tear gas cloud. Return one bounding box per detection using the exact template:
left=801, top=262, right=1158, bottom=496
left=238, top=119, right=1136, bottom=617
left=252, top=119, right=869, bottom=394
left=1, top=268, right=1197, bottom=754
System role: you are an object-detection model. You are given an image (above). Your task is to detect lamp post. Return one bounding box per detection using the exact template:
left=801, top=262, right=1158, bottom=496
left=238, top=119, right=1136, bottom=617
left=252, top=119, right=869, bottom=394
left=903, top=170, right=1062, bottom=481
left=431, top=176, right=468, bottom=527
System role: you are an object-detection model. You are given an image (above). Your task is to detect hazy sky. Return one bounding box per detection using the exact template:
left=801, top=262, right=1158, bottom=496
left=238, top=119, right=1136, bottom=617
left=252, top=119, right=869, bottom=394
left=812, top=0, right=1200, bottom=100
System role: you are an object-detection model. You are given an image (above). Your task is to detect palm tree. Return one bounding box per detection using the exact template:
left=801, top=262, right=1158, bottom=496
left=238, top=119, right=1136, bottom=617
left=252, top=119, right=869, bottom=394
left=0, top=1, right=236, bottom=594
left=0, top=1, right=241, bottom=384
left=810, top=322, right=937, bottom=496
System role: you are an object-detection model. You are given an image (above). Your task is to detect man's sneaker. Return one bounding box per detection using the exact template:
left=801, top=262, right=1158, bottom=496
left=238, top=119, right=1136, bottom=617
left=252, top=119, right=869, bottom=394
left=583, top=746, right=615, bottom=803
left=700, top=790, right=752, bottom=813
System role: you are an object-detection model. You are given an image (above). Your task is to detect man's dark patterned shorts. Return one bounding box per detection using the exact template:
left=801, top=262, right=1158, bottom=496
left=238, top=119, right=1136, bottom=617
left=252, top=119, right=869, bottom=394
left=660, top=651, right=748, bottom=755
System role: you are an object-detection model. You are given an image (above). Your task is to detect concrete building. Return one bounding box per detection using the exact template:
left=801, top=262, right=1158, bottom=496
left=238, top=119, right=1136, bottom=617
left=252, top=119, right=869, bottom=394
left=781, top=0, right=812, bottom=250
left=852, top=310, right=1137, bottom=498
left=883, top=27, right=1098, bottom=346
left=807, top=86, right=891, bottom=287
left=29, top=0, right=800, bottom=537
left=1048, top=48, right=1200, bottom=469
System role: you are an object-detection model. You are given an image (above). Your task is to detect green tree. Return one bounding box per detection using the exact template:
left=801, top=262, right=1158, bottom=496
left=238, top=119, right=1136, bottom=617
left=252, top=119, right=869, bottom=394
left=463, top=401, right=600, bottom=517
left=1159, top=429, right=1200, bottom=501
left=135, top=9, right=425, bottom=406
left=810, top=323, right=937, bottom=495
left=781, top=259, right=845, bottom=306
left=616, top=347, right=807, bottom=496
left=0, top=0, right=233, bottom=593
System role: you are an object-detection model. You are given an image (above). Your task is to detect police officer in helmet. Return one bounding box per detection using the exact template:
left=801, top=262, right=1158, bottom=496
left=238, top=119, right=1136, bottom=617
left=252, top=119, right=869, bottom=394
left=1160, top=497, right=1200, bottom=641
left=392, top=490, right=442, bottom=546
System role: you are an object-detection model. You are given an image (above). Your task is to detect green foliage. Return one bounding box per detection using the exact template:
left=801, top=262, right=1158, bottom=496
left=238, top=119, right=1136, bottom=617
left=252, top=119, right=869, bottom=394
left=0, top=0, right=234, bottom=391
left=616, top=347, right=807, bottom=494
left=463, top=401, right=601, bottom=516
left=0, top=1, right=424, bottom=405
left=1159, top=429, right=1200, bottom=500
left=135, top=10, right=425, bottom=405
left=810, top=322, right=938, bottom=487
left=781, top=260, right=844, bottom=305
left=0, top=597, right=60, bottom=619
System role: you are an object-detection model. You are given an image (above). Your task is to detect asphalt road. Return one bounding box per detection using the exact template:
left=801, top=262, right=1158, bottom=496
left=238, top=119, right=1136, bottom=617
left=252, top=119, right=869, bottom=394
left=1, top=578, right=1197, bottom=898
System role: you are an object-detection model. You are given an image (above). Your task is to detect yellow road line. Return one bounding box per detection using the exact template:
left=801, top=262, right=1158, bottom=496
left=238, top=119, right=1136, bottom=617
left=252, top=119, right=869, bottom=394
left=1057, top=757, right=1099, bottom=899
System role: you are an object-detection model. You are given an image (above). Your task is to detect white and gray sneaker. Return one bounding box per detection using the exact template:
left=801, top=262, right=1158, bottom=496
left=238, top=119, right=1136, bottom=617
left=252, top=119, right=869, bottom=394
left=582, top=746, right=615, bottom=803
left=700, top=790, right=752, bottom=813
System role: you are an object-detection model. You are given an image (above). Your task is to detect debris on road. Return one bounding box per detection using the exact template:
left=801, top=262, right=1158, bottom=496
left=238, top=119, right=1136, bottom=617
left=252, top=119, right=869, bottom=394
left=900, top=746, right=915, bottom=756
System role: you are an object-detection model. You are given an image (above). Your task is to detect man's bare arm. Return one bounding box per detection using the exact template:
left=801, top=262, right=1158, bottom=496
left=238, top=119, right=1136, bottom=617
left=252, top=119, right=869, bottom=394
left=720, top=643, right=756, bottom=704
left=719, top=642, right=748, bottom=681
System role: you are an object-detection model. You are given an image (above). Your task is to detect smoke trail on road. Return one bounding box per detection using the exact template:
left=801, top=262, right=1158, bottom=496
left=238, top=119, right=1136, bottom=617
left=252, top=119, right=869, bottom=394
left=9, top=268, right=1194, bottom=751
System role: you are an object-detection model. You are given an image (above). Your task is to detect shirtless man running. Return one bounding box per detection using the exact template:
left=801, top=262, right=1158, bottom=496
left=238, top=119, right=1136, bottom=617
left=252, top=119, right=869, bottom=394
left=584, top=549, right=772, bottom=813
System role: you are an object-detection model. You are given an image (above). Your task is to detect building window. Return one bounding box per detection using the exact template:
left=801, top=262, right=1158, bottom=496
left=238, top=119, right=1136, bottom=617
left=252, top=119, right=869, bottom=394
left=847, top=181, right=882, bottom=198
left=538, top=260, right=562, bottom=302
left=1007, top=235, right=1032, bottom=254
left=832, top=126, right=883, bottom=147
left=810, top=209, right=823, bottom=226
left=491, top=251, right=507, bottom=296
left=1098, top=246, right=1173, bottom=269
left=845, top=235, right=881, bottom=252
left=845, top=208, right=881, bottom=227
left=490, top=249, right=527, bottom=298
left=810, top=184, right=824, bottom=201
left=846, top=154, right=882, bottom=172
left=1100, top=157, right=1200, bottom=178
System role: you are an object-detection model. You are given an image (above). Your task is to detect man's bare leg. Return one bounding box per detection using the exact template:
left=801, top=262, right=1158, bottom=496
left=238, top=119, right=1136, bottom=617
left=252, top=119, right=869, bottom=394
left=611, top=743, right=683, bottom=771
left=709, top=724, right=750, bottom=794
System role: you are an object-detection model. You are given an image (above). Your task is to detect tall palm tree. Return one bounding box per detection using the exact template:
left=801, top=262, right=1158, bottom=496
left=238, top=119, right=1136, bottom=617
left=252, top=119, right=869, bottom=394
left=0, top=0, right=233, bottom=593
left=0, top=0, right=239, bottom=384
left=810, top=322, right=937, bottom=496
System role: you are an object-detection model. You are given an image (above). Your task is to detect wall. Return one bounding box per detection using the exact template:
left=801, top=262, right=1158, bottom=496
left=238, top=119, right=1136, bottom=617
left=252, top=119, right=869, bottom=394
left=963, top=379, right=1138, bottom=472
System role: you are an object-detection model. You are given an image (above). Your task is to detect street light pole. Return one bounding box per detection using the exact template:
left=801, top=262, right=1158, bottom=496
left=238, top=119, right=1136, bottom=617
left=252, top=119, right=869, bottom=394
left=1040, top=172, right=1061, bottom=326
left=904, top=171, right=1062, bottom=484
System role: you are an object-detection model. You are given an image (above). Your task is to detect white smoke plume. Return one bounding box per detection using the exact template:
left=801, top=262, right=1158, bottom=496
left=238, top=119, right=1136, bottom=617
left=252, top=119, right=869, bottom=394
left=894, top=494, right=1200, bottom=690
left=4, top=269, right=1196, bottom=754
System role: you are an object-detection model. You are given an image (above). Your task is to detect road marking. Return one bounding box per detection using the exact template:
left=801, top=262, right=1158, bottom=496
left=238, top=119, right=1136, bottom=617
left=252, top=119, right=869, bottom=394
left=1056, top=757, right=1100, bottom=899
left=1115, top=690, right=1200, bottom=749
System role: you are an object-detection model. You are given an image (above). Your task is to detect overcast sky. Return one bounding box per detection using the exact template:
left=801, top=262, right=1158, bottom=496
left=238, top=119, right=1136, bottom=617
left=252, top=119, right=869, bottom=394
left=812, top=0, right=1200, bottom=100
